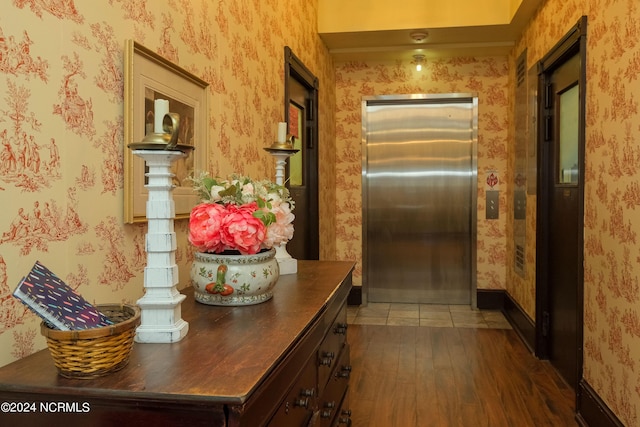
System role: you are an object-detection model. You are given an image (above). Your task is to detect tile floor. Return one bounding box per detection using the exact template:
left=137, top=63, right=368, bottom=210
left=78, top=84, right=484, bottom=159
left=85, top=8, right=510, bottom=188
left=347, top=302, right=512, bottom=329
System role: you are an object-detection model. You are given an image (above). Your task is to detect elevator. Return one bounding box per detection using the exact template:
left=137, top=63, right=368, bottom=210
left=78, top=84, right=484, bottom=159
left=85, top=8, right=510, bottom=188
left=362, top=94, right=478, bottom=305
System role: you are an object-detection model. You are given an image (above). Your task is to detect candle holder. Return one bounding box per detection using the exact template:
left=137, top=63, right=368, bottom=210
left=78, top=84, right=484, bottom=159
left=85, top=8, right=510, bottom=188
left=266, top=133, right=297, bottom=151
left=128, top=112, right=191, bottom=343
left=129, top=113, right=186, bottom=151
left=264, top=134, right=299, bottom=275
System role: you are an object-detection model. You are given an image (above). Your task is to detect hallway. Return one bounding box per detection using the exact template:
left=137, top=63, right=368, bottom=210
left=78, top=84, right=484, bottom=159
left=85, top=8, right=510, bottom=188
left=346, top=305, right=576, bottom=426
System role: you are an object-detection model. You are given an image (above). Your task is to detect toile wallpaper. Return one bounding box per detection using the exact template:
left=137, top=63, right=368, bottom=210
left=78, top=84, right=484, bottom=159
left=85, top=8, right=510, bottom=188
left=0, top=0, right=336, bottom=367
left=513, top=0, right=640, bottom=424
left=1, top=0, right=640, bottom=424
left=334, top=57, right=510, bottom=292
left=336, top=0, right=640, bottom=423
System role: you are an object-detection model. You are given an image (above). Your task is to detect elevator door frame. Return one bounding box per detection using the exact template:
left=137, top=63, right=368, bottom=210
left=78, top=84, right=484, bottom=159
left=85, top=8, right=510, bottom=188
left=361, top=93, right=478, bottom=307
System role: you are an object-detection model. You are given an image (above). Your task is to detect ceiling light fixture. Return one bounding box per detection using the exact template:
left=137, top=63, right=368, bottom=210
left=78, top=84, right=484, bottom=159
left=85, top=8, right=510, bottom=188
left=410, top=31, right=428, bottom=43
left=413, top=54, right=425, bottom=72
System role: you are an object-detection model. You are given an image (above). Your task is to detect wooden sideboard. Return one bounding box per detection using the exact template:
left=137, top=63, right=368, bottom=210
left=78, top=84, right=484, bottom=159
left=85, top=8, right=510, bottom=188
left=0, top=260, right=354, bottom=427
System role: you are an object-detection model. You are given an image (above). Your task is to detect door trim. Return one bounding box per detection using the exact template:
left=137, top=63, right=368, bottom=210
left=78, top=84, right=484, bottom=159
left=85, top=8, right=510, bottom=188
left=535, top=16, right=587, bottom=388
left=284, top=46, right=319, bottom=259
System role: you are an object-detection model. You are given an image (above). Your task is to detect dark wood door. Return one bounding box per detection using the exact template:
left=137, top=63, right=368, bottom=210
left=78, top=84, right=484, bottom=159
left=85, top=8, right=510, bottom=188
left=287, top=78, right=312, bottom=259
left=284, top=47, right=319, bottom=260
left=543, top=51, right=583, bottom=390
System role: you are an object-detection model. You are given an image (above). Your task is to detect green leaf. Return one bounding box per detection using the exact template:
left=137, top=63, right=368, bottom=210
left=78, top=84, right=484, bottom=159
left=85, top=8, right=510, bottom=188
left=253, top=210, right=276, bottom=226
left=218, top=184, right=239, bottom=199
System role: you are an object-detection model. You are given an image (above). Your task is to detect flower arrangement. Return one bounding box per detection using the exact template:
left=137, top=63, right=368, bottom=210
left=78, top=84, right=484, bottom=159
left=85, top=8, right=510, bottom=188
left=188, top=173, right=295, bottom=255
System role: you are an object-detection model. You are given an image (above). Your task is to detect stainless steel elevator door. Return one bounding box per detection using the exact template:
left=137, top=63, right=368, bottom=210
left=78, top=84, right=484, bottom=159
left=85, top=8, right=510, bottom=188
left=363, top=95, right=477, bottom=305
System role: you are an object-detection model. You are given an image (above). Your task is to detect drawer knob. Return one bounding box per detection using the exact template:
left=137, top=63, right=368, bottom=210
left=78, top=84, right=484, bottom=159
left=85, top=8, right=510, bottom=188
left=294, top=397, right=309, bottom=409
left=321, top=409, right=332, bottom=419
left=320, top=357, right=333, bottom=367
left=337, top=365, right=352, bottom=379
left=334, top=323, right=348, bottom=335
left=325, top=401, right=336, bottom=409
left=300, top=388, right=315, bottom=397
left=337, top=369, right=350, bottom=379
left=339, top=409, right=352, bottom=425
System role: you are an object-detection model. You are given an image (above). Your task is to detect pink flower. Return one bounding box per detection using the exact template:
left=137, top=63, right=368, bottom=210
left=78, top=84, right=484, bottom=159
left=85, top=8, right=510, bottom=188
left=188, top=203, right=226, bottom=253
left=219, top=203, right=266, bottom=254
left=189, top=174, right=295, bottom=254
left=263, top=202, right=295, bottom=247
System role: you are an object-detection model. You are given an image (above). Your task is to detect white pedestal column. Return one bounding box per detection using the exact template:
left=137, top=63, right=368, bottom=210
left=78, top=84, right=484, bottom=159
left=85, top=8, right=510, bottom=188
left=265, top=149, right=298, bottom=275
left=132, top=150, right=189, bottom=343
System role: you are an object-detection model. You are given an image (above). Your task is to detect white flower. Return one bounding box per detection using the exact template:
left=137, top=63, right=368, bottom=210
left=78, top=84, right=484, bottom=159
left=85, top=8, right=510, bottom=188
left=242, top=182, right=254, bottom=195
left=268, top=192, right=283, bottom=206
left=209, top=185, right=225, bottom=202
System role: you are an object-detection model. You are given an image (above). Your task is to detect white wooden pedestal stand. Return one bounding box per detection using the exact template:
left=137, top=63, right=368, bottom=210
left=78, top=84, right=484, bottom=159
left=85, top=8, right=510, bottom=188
left=132, top=150, right=189, bottom=343
left=264, top=145, right=299, bottom=275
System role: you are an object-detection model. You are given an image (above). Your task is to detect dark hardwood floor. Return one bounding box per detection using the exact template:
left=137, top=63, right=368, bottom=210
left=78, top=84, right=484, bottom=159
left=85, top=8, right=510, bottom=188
left=348, top=324, right=576, bottom=426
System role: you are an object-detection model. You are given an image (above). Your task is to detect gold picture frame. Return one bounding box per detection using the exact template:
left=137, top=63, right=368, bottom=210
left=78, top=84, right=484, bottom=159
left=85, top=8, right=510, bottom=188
left=123, top=39, right=209, bottom=223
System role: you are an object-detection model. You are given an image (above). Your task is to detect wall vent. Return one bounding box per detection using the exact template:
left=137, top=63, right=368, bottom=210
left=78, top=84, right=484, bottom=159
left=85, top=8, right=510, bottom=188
left=515, top=244, right=525, bottom=276
left=516, top=51, right=527, bottom=87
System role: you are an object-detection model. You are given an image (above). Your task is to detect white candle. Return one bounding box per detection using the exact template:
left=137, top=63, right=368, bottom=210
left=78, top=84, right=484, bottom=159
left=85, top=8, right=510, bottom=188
left=154, top=99, right=169, bottom=133
left=277, top=122, right=287, bottom=143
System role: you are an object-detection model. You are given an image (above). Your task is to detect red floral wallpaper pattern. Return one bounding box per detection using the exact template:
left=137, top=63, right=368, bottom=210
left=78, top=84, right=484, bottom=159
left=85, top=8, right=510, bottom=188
left=1, top=0, right=639, bottom=423
left=0, top=0, right=335, bottom=367
left=335, top=57, right=510, bottom=289
left=513, top=0, right=640, bottom=424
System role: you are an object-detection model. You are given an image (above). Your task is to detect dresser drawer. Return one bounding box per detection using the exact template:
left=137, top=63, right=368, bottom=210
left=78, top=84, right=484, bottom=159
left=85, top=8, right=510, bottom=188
left=318, top=344, right=350, bottom=427
left=333, top=389, right=351, bottom=426
left=317, top=304, right=348, bottom=393
left=267, top=352, right=317, bottom=427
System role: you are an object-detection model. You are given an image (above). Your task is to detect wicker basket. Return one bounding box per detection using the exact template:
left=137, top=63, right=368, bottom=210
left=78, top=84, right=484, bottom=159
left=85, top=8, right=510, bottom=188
left=40, top=304, right=141, bottom=379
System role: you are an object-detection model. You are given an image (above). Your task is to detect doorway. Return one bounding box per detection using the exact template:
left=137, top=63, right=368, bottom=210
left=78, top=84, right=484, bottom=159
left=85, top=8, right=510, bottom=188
left=362, top=94, right=477, bottom=305
left=284, top=47, right=319, bottom=260
left=536, top=17, right=587, bottom=391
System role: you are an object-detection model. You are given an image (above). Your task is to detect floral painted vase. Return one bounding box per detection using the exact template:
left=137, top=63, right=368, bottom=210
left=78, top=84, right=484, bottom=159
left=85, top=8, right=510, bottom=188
left=190, top=248, right=279, bottom=306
